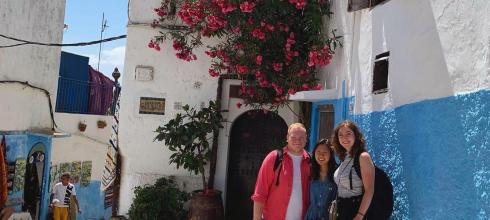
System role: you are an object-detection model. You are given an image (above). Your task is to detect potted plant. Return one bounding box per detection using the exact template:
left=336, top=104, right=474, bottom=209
left=97, top=119, right=107, bottom=129
left=155, top=100, right=224, bottom=220
left=78, top=122, right=87, bottom=132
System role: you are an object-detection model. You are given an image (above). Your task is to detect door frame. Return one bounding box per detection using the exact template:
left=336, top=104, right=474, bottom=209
left=214, top=79, right=299, bottom=213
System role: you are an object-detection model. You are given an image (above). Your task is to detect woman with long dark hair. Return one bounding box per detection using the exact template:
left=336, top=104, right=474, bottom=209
left=304, top=138, right=338, bottom=220
left=332, top=120, right=375, bottom=220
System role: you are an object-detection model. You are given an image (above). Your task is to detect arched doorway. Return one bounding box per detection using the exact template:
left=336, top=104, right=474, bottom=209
left=23, top=142, right=46, bottom=220
left=225, top=110, right=288, bottom=220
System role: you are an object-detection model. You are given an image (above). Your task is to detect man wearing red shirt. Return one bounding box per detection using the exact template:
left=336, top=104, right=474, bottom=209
left=251, top=123, right=311, bottom=220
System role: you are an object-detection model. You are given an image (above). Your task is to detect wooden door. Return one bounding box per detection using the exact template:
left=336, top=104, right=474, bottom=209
left=225, top=110, right=287, bottom=220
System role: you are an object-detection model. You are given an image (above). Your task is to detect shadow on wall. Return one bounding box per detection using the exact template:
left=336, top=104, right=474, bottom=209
left=366, top=0, right=454, bottom=110
left=350, top=89, right=490, bottom=219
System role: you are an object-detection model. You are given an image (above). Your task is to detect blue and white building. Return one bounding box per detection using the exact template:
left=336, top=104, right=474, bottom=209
left=291, top=0, right=490, bottom=219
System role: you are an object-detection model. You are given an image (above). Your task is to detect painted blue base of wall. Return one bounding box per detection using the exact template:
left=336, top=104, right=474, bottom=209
left=73, top=181, right=112, bottom=220
left=348, top=89, right=489, bottom=219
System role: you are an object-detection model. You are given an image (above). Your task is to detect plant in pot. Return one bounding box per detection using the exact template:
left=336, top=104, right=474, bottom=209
left=97, top=119, right=107, bottom=129
left=78, top=122, right=87, bottom=132
left=155, top=100, right=224, bottom=220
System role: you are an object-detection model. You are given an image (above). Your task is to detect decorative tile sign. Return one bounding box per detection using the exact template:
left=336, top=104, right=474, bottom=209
left=139, top=97, right=166, bottom=115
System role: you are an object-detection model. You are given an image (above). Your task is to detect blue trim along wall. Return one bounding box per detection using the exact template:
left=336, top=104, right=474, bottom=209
left=310, top=89, right=489, bottom=219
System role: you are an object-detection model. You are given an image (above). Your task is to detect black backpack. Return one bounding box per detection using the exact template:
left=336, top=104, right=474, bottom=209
left=272, top=149, right=310, bottom=186
left=352, top=151, right=394, bottom=220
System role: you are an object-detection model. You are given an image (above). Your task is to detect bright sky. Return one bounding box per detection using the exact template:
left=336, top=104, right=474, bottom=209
left=61, top=0, right=128, bottom=78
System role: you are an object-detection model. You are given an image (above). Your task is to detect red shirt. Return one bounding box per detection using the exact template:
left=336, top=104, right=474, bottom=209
left=251, top=146, right=311, bottom=220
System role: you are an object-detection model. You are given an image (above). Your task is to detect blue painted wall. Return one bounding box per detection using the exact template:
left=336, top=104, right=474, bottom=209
left=2, top=132, right=52, bottom=220
left=311, top=89, right=489, bottom=219
left=71, top=180, right=112, bottom=220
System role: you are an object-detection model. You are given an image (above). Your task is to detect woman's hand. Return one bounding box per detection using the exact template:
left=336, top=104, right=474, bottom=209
left=353, top=213, right=364, bottom=220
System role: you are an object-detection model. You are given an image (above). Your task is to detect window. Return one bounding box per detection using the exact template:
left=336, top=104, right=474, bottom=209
left=317, top=104, right=335, bottom=141
left=348, top=0, right=389, bottom=12
left=372, top=51, right=389, bottom=94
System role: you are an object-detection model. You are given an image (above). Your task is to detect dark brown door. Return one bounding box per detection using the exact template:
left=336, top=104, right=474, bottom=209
left=225, top=110, right=288, bottom=220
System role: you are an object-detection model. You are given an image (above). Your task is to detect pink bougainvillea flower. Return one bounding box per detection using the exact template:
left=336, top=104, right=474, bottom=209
left=313, top=84, right=322, bottom=90
left=272, top=63, right=283, bottom=72
left=148, top=40, right=155, bottom=48
left=265, top=24, right=275, bottom=31
left=209, top=69, right=220, bottom=77
left=251, top=28, right=266, bottom=40
left=154, top=7, right=167, bottom=17
left=205, top=50, right=217, bottom=58
left=302, top=83, right=310, bottom=90
left=289, top=0, right=307, bottom=9
left=231, top=27, right=241, bottom=33
left=240, top=2, right=256, bottom=13
left=154, top=44, right=161, bottom=51
left=236, top=64, right=249, bottom=74
left=288, top=88, right=297, bottom=95
left=256, top=55, right=263, bottom=65
left=236, top=102, right=242, bottom=108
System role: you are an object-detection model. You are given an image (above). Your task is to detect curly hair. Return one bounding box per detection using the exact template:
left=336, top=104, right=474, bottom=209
left=311, top=138, right=338, bottom=183
left=331, top=120, right=367, bottom=161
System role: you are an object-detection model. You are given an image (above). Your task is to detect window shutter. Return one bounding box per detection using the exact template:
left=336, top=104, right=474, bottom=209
left=317, top=104, right=335, bottom=141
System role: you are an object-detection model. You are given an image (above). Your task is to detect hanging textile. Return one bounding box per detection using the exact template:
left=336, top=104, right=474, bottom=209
left=102, top=86, right=121, bottom=210
left=0, top=136, right=8, bottom=208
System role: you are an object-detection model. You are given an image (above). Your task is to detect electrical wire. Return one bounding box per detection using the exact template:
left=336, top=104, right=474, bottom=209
left=0, top=34, right=126, bottom=48
left=0, top=81, right=57, bottom=131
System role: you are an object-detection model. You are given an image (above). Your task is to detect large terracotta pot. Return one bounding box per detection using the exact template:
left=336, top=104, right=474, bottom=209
left=188, top=189, right=224, bottom=220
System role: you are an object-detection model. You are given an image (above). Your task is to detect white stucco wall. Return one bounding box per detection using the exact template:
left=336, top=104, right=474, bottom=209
left=0, top=0, right=66, bottom=131
left=51, top=134, right=107, bottom=182
left=51, top=113, right=113, bottom=182
left=119, top=0, right=218, bottom=213
left=318, top=0, right=489, bottom=114
left=54, top=113, right=112, bottom=144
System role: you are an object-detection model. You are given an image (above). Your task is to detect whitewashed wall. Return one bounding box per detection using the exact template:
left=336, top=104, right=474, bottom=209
left=51, top=113, right=113, bottom=181
left=318, top=0, right=489, bottom=114
left=0, top=0, right=66, bottom=131
left=119, top=0, right=218, bottom=213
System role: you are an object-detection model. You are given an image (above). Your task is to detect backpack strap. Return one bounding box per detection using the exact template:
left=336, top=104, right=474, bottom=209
left=273, top=149, right=283, bottom=186
left=349, top=151, right=363, bottom=190
left=272, top=148, right=310, bottom=186
left=353, top=151, right=363, bottom=180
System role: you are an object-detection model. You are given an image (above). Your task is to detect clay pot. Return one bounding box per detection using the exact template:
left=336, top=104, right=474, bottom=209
left=188, top=189, right=224, bottom=220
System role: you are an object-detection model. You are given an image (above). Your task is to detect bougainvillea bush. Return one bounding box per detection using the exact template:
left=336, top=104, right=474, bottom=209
left=149, top=0, right=341, bottom=109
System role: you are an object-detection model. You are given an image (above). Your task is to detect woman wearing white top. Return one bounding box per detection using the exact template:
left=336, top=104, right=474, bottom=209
left=332, top=121, right=375, bottom=220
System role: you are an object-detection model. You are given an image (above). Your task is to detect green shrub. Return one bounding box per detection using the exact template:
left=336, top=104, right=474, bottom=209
left=128, top=177, right=189, bottom=220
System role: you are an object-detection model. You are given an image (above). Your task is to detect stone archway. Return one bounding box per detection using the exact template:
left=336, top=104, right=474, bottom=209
left=225, top=110, right=288, bottom=220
